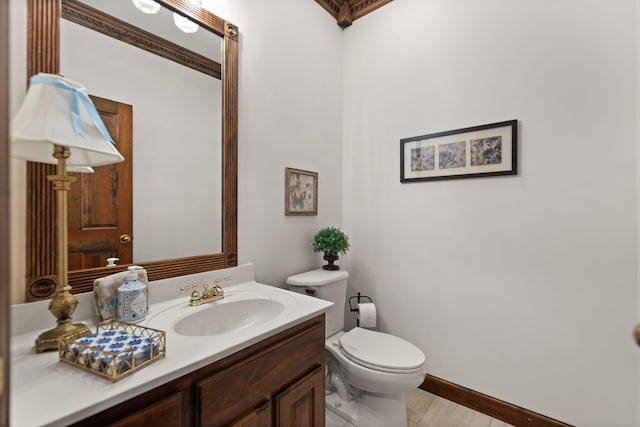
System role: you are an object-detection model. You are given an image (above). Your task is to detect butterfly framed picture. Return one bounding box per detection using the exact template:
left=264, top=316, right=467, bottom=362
left=285, top=167, right=318, bottom=216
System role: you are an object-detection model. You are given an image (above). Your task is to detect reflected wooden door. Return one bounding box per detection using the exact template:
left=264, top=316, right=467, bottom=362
left=67, top=96, right=133, bottom=270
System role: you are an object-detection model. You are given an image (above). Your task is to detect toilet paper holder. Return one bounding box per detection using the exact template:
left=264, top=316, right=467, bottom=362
left=348, top=292, right=373, bottom=327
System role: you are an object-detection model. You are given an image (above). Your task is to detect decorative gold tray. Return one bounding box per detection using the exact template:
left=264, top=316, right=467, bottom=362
left=58, top=320, right=166, bottom=382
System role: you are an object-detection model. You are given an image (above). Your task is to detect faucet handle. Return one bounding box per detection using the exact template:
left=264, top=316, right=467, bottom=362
left=213, top=277, right=230, bottom=295
left=180, top=283, right=202, bottom=304
left=211, top=277, right=228, bottom=297
left=180, top=283, right=200, bottom=292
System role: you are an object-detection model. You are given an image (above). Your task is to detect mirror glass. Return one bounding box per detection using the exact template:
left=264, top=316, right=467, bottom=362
left=25, top=0, right=238, bottom=300
left=61, top=0, right=222, bottom=262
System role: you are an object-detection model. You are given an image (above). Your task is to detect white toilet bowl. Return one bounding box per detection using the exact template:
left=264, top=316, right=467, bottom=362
left=324, top=328, right=427, bottom=426
left=285, top=269, right=427, bottom=427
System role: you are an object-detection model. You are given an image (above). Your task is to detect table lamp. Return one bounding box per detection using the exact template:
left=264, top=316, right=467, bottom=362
left=11, top=73, right=124, bottom=353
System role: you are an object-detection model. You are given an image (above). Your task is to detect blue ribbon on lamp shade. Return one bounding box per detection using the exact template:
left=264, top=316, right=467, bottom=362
left=30, top=73, right=113, bottom=144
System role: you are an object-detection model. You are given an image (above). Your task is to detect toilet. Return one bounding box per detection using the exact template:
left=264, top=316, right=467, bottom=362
left=286, top=269, right=427, bottom=427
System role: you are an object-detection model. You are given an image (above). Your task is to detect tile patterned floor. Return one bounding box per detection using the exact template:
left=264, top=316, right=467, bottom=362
left=325, top=388, right=515, bottom=427
left=325, top=408, right=356, bottom=427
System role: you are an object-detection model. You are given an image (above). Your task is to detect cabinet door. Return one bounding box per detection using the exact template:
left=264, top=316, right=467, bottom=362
left=275, top=366, right=324, bottom=427
left=229, top=400, right=270, bottom=427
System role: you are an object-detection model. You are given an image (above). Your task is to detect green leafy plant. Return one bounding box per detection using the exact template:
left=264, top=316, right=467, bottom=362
left=312, top=227, right=350, bottom=255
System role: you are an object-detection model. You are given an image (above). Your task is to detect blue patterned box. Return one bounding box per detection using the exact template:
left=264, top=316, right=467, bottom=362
left=59, top=320, right=166, bottom=382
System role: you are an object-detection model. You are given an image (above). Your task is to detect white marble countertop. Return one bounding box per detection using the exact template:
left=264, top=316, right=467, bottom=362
left=10, top=265, right=331, bottom=427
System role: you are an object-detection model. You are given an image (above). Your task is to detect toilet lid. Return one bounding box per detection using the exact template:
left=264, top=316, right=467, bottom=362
left=338, top=328, right=425, bottom=373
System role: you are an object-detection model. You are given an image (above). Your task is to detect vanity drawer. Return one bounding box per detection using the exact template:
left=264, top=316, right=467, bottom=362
left=109, top=392, right=181, bottom=427
left=71, top=391, right=182, bottom=427
left=196, top=320, right=324, bottom=427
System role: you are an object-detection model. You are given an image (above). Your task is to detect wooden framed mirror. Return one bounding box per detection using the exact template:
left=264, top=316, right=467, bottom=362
left=25, top=0, right=238, bottom=301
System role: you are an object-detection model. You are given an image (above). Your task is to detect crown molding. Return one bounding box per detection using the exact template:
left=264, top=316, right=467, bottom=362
left=315, top=0, right=394, bottom=28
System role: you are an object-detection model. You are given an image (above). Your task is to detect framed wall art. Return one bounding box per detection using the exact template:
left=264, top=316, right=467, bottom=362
left=285, top=167, right=318, bottom=215
left=400, top=120, right=517, bottom=182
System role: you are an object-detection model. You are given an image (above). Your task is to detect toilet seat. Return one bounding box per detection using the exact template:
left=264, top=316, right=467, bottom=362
left=326, top=331, right=426, bottom=395
left=338, top=328, right=425, bottom=374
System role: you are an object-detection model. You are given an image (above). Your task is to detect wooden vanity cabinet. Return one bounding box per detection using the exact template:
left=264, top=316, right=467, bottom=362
left=71, top=315, right=325, bottom=427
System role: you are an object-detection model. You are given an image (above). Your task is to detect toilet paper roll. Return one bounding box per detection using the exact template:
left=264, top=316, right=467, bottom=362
left=357, top=302, right=377, bottom=328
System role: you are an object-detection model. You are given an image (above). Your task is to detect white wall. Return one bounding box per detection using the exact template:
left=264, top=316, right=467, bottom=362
left=637, top=0, right=640, bottom=422
left=9, top=0, right=26, bottom=304
left=342, top=0, right=638, bottom=425
left=202, top=0, right=344, bottom=285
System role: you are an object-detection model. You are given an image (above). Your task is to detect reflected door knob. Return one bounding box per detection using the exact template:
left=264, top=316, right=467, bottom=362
left=120, top=234, right=132, bottom=244
left=634, top=324, right=640, bottom=346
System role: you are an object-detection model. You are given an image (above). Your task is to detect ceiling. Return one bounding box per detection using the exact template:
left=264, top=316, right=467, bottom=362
left=315, top=0, right=394, bottom=28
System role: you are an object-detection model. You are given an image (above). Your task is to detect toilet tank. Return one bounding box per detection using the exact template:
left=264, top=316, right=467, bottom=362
left=286, top=269, right=349, bottom=337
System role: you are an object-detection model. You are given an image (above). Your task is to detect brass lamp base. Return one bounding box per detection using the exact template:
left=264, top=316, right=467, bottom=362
left=35, top=321, right=91, bottom=353
left=34, top=148, right=93, bottom=353
left=35, top=280, right=91, bottom=353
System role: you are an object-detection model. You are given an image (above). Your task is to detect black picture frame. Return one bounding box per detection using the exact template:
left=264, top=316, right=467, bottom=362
left=400, top=119, right=517, bottom=183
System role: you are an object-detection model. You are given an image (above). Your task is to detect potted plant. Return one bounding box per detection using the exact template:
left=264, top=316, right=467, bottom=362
left=312, top=227, right=350, bottom=270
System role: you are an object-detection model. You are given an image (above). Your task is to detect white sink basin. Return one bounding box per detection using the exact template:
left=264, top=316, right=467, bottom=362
left=175, top=298, right=286, bottom=336
left=148, top=289, right=299, bottom=337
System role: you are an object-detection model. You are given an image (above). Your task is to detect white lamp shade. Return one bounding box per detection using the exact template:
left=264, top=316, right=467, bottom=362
left=67, top=166, right=95, bottom=173
left=11, top=73, right=124, bottom=167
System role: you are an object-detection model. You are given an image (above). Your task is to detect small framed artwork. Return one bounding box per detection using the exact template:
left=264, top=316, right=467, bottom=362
left=285, top=167, right=318, bottom=216
left=400, top=119, right=517, bottom=183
